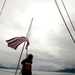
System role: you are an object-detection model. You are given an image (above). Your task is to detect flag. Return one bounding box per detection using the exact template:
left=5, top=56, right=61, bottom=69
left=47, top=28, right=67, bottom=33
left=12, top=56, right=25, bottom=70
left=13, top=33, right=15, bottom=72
left=6, top=36, right=30, bottom=50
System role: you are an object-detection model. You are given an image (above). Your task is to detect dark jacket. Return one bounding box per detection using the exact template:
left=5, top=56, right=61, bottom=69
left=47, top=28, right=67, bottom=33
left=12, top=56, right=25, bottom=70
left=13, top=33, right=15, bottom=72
left=21, top=58, right=33, bottom=75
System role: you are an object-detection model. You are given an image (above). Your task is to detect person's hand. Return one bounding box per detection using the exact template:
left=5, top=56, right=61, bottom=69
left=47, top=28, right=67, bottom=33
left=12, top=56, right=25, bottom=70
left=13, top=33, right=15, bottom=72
left=19, top=71, right=22, bottom=75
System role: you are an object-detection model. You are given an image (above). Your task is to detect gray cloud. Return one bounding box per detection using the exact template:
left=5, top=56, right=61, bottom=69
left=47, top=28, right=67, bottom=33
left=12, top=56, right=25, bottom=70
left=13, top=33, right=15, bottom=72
left=0, top=0, right=75, bottom=71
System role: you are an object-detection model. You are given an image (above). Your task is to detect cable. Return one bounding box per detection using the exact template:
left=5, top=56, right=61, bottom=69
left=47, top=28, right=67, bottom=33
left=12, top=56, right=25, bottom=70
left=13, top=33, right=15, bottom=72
left=61, top=0, right=75, bottom=31
left=0, top=0, right=6, bottom=15
left=54, top=0, right=75, bottom=43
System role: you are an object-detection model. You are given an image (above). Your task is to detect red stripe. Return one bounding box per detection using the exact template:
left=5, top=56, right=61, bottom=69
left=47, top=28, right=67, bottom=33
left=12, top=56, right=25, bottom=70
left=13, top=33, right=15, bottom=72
left=6, top=37, right=18, bottom=42
left=6, top=37, right=30, bottom=50
left=8, top=39, right=21, bottom=49
left=14, top=41, right=24, bottom=49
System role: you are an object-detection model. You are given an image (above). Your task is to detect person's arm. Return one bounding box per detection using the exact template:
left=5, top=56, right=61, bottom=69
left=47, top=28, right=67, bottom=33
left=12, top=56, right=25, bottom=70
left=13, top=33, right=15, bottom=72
left=21, top=59, right=25, bottom=65
left=21, top=58, right=27, bottom=65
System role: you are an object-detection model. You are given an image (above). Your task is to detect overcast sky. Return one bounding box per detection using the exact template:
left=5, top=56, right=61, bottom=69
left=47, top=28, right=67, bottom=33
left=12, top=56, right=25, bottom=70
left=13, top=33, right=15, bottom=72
left=0, top=0, right=75, bottom=71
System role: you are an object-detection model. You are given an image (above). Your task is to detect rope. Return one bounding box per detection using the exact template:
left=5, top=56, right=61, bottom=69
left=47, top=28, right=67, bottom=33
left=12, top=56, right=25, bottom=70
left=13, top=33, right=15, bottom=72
left=61, top=0, right=75, bottom=31
left=54, top=0, right=75, bottom=43
left=0, top=0, right=6, bottom=15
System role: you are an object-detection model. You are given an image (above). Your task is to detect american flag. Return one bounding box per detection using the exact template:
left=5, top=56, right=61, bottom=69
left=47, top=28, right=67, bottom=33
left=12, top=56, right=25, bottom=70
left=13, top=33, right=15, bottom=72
left=6, top=37, right=30, bottom=50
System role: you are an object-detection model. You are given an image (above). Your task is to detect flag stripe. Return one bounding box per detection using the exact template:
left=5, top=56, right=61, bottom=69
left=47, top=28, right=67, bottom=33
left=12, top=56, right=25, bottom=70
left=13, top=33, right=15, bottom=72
left=6, top=37, right=30, bottom=50
left=6, top=37, right=18, bottom=42
left=6, top=37, right=19, bottom=45
left=8, top=38, right=20, bottom=47
left=8, top=39, right=21, bottom=49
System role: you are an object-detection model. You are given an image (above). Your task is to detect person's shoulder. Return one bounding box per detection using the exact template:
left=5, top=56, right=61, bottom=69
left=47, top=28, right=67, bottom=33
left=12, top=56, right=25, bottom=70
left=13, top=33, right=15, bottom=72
left=24, top=58, right=28, bottom=61
left=21, top=58, right=27, bottom=63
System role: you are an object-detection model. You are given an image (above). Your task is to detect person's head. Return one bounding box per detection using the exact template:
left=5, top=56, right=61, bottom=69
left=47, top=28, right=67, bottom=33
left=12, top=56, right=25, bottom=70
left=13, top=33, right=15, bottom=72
left=28, top=54, right=33, bottom=60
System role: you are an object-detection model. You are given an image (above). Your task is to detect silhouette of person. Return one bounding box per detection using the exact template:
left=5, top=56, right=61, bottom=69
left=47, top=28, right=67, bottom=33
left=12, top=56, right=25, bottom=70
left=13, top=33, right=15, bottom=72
left=21, top=54, right=33, bottom=75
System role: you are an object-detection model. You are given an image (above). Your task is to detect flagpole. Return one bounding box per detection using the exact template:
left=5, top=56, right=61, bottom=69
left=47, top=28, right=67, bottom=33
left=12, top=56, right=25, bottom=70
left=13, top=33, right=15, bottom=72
left=26, top=18, right=33, bottom=39
left=26, top=17, right=33, bottom=57
left=0, top=0, right=6, bottom=15
left=15, top=18, right=33, bottom=75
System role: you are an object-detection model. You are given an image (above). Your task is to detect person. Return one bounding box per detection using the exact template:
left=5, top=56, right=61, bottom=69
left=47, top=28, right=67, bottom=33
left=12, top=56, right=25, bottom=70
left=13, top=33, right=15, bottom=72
left=21, top=54, right=33, bottom=75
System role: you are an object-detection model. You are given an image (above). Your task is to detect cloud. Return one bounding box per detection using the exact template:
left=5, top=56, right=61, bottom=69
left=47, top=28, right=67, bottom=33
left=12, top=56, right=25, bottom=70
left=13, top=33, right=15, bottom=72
left=0, top=0, right=75, bottom=71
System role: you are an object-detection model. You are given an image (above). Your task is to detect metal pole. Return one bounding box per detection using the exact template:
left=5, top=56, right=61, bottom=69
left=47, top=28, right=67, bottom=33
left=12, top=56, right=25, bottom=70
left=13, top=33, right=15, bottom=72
left=15, top=42, right=25, bottom=75
left=14, top=18, right=33, bottom=75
